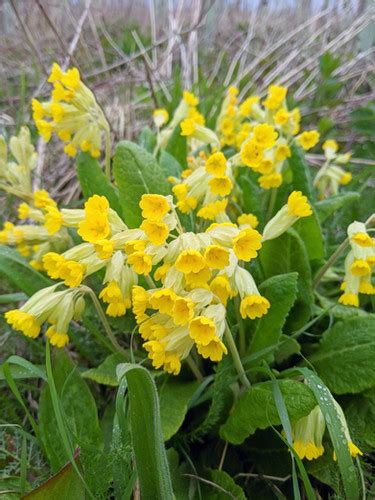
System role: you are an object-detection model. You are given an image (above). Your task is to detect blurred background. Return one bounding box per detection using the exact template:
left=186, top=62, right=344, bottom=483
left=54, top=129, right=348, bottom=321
left=0, top=0, right=374, bottom=205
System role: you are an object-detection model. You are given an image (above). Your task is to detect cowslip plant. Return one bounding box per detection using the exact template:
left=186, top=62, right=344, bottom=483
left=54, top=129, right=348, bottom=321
left=0, top=63, right=374, bottom=499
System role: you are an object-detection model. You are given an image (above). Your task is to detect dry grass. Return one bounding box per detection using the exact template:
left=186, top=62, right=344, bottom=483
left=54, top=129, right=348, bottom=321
left=0, top=0, right=373, bottom=204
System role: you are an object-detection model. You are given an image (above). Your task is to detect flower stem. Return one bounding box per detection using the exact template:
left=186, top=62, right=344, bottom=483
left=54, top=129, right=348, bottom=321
left=266, top=188, right=277, bottom=222
left=312, top=238, right=349, bottom=290
left=224, top=322, right=251, bottom=389
left=235, top=297, right=246, bottom=356
left=186, top=355, right=204, bottom=382
left=81, top=286, right=128, bottom=356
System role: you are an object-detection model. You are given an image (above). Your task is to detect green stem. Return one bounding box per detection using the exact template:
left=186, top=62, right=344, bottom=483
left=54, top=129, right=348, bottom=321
left=266, top=188, right=277, bottom=222
left=104, top=128, right=111, bottom=180
left=81, top=286, right=128, bottom=356
left=224, top=322, right=251, bottom=389
left=235, top=296, right=246, bottom=356
left=312, top=238, right=349, bottom=290
left=186, top=355, right=204, bottom=382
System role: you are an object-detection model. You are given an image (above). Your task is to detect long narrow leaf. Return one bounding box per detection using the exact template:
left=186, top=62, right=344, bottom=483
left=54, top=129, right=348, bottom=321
left=117, top=363, right=174, bottom=500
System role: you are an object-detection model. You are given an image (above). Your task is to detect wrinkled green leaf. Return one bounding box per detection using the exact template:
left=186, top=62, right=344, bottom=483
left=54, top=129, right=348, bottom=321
left=294, top=209, right=325, bottom=262
left=345, top=389, right=375, bottom=448
left=159, top=379, right=198, bottom=440
left=259, top=229, right=313, bottom=330
left=315, top=192, right=360, bottom=223
left=113, top=140, right=170, bottom=227
left=82, top=353, right=128, bottom=386
left=159, top=149, right=183, bottom=178
left=237, top=174, right=262, bottom=220
left=76, top=152, right=122, bottom=215
left=204, top=469, right=246, bottom=499
left=165, top=125, right=187, bottom=169
left=39, top=350, right=103, bottom=471
left=138, top=126, right=157, bottom=153
left=309, top=316, right=375, bottom=394
left=0, top=246, right=52, bottom=296
left=248, top=273, right=298, bottom=360
left=288, top=143, right=314, bottom=199
left=220, top=380, right=316, bottom=444
left=116, top=363, right=174, bottom=499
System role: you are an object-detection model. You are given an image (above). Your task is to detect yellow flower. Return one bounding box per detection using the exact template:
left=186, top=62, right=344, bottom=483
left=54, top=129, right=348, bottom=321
left=139, top=194, right=170, bottom=221
left=189, top=316, right=217, bottom=345
left=350, top=259, right=371, bottom=277
left=338, top=292, right=359, bottom=307
left=124, top=239, right=146, bottom=255
left=153, top=108, right=169, bottom=127
left=292, top=406, right=325, bottom=461
left=44, top=206, right=63, bottom=235
left=127, top=251, right=153, bottom=275
left=274, top=108, right=289, bottom=125
left=176, top=249, right=206, bottom=274
left=241, top=139, right=263, bottom=168
left=237, top=213, right=259, bottom=228
left=45, top=326, right=70, bottom=347
left=196, top=338, right=227, bottom=362
left=275, top=144, right=291, bottom=162
left=43, top=252, right=66, bottom=279
left=78, top=211, right=110, bottom=243
left=296, top=130, right=320, bottom=150
left=240, top=295, right=270, bottom=319
left=132, top=285, right=149, bottom=322
left=253, top=124, right=278, bottom=149
left=204, top=245, right=230, bottom=270
left=232, top=228, right=262, bottom=261
left=263, top=85, right=287, bottom=110
left=94, top=239, right=115, bottom=260
left=154, top=262, right=171, bottom=283
left=180, top=119, right=196, bottom=136
left=259, top=173, right=282, bottom=190
left=177, top=196, right=198, bottom=214
left=33, top=189, right=56, bottom=209
left=172, top=297, right=195, bottom=326
left=183, top=90, right=199, bottom=106
left=18, top=203, right=30, bottom=219
left=210, top=275, right=236, bottom=306
left=340, top=172, right=352, bottom=185
left=287, top=191, right=312, bottom=217
left=197, top=199, right=228, bottom=220
left=59, top=260, right=85, bottom=287
left=141, top=219, right=169, bottom=245
left=85, top=194, right=109, bottom=213
left=208, top=176, right=233, bottom=196
left=322, top=139, right=338, bottom=154
left=205, top=152, right=227, bottom=177
left=149, top=288, right=177, bottom=314
left=184, top=266, right=212, bottom=288
left=351, top=232, right=373, bottom=248
left=5, top=310, right=41, bottom=339
left=239, top=96, right=260, bottom=116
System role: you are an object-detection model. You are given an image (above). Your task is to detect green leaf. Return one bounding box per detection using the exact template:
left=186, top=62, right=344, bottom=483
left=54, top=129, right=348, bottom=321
left=0, top=292, right=27, bottom=304
left=294, top=209, right=325, bottom=262
left=159, top=149, right=183, bottom=178
left=220, top=380, right=316, bottom=444
left=288, top=143, right=314, bottom=199
left=237, top=174, right=262, bottom=220
left=113, top=140, right=170, bottom=228
left=309, top=316, right=375, bottom=394
left=203, top=469, right=246, bottom=499
left=159, top=379, right=198, bottom=440
left=39, top=350, right=103, bottom=471
left=259, top=229, right=313, bottom=330
left=345, top=389, right=375, bottom=448
left=315, top=192, right=360, bottom=223
left=0, top=246, right=52, bottom=296
left=23, top=452, right=84, bottom=499
left=76, top=152, right=122, bottom=215
left=248, top=273, right=298, bottom=360
left=294, top=368, right=360, bottom=500
left=165, top=126, right=187, bottom=169
left=116, top=363, right=174, bottom=500
left=274, top=335, right=301, bottom=364
left=138, top=126, right=157, bottom=153
left=82, top=353, right=128, bottom=386
left=0, top=355, right=46, bottom=381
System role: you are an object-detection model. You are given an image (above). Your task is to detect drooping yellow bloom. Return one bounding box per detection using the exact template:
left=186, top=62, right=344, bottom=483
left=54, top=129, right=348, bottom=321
left=232, top=228, right=262, bottom=261
left=141, top=219, right=169, bottom=245
left=153, top=108, right=169, bottom=128
left=292, top=406, right=325, bottom=461
left=287, top=191, right=313, bottom=217
left=176, top=249, right=206, bottom=274
left=263, top=84, right=287, bottom=111
left=204, top=245, right=230, bottom=270
left=253, top=124, right=278, bottom=149
left=296, top=130, right=320, bottom=150
left=139, top=194, right=170, bottom=221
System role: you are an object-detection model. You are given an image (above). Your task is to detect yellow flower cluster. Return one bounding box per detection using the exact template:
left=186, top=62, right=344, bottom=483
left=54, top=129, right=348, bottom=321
left=314, top=139, right=352, bottom=199
left=4, top=188, right=312, bottom=368
left=32, top=63, right=109, bottom=160
left=339, top=221, right=375, bottom=307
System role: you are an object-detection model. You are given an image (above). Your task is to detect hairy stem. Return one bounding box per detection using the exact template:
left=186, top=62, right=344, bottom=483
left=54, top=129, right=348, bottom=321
left=224, top=322, right=251, bottom=389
